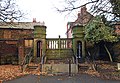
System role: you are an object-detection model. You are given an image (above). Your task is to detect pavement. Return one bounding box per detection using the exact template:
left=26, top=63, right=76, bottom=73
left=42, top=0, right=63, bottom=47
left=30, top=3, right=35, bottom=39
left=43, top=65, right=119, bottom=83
left=3, top=74, right=120, bottom=83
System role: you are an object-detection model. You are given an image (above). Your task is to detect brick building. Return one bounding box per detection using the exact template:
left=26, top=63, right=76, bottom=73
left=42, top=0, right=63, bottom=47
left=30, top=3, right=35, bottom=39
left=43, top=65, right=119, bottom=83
left=0, top=21, right=44, bottom=64
left=66, top=6, right=93, bottom=38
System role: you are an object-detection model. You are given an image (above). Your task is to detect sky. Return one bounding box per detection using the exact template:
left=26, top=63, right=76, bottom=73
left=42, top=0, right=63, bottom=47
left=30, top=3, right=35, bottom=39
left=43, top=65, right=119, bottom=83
left=16, top=0, right=78, bottom=38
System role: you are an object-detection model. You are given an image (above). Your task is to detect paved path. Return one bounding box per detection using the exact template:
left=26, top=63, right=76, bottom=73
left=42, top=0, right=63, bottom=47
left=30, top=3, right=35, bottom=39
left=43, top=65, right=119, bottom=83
left=3, top=74, right=120, bottom=83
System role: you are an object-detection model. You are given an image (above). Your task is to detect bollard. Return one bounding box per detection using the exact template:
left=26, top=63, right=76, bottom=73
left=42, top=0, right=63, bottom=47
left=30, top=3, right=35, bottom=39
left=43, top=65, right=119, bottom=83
left=69, top=59, right=71, bottom=76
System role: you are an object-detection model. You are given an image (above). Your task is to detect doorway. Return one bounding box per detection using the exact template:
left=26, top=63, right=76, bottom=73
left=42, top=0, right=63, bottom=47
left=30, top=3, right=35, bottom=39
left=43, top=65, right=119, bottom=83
left=37, top=41, right=42, bottom=57
left=77, top=41, right=82, bottom=58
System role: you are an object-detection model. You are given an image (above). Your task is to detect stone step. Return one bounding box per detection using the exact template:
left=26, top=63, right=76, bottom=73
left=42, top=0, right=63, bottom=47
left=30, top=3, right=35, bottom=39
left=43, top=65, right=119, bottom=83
left=31, top=57, right=41, bottom=64
left=28, top=65, right=38, bottom=70
left=26, top=63, right=40, bottom=72
left=78, top=63, right=89, bottom=71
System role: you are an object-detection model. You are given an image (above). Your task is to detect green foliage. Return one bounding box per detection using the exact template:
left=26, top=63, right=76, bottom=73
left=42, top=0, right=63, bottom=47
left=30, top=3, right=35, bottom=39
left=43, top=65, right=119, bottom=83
left=110, top=0, right=120, bottom=18
left=84, top=16, right=118, bottom=43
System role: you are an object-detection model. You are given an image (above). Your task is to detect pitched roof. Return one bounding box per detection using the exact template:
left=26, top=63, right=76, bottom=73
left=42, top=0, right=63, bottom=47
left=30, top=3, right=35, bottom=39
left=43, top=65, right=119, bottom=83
left=0, top=22, right=45, bottom=29
left=75, top=11, right=93, bottom=25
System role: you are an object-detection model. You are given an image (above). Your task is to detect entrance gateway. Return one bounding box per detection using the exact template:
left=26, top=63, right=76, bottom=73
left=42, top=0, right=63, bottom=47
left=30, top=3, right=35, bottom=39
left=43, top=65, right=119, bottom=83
left=22, top=25, right=86, bottom=74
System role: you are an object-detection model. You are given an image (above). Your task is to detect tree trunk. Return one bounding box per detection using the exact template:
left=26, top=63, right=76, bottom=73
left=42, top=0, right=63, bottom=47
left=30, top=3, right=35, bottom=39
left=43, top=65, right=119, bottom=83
left=86, top=50, right=97, bottom=71
left=104, top=45, right=113, bottom=62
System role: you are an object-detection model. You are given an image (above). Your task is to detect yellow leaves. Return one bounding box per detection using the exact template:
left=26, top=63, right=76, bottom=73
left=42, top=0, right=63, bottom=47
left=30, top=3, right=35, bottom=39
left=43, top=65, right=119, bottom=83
left=85, top=70, right=100, bottom=77
left=0, top=65, right=26, bottom=81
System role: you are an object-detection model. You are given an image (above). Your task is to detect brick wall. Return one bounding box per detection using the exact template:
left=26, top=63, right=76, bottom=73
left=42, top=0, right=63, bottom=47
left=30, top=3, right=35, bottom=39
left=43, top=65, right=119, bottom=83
left=0, top=28, right=33, bottom=39
left=0, top=41, right=18, bottom=64
left=0, top=28, right=33, bottom=64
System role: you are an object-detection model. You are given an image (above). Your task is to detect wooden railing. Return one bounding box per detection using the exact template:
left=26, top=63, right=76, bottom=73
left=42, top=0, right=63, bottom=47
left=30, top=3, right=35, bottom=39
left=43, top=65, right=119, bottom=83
left=46, top=38, right=72, bottom=49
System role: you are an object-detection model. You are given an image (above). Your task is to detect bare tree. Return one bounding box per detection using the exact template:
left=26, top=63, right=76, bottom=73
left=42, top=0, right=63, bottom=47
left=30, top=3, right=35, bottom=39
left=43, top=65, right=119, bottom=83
left=0, top=0, right=23, bottom=22
left=56, top=0, right=120, bottom=21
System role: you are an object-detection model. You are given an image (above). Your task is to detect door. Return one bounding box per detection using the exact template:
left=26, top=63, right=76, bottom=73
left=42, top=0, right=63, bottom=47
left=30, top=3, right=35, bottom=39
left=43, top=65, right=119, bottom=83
left=37, top=41, right=42, bottom=57
left=77, top=41, right=82, bottom=58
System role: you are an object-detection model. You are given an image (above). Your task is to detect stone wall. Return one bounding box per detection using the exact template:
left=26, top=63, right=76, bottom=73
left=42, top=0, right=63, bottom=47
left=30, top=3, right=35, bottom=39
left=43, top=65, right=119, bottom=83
left=42, top=64, right=78, bottom=74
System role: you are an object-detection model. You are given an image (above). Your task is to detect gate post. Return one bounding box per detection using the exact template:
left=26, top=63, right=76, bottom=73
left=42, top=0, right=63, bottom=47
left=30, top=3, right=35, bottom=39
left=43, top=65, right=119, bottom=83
left=34, top=25, right=47, bottom=58
left=69, top=59, right=71, bottom=76
left=72, top=25, right=85, bottom=59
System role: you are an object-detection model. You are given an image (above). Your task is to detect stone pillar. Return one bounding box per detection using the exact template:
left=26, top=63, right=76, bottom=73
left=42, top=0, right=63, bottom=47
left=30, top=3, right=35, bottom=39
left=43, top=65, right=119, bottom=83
left=34, top=25, right=47, bottom=57
left=72, top=25, right=85, bottom=58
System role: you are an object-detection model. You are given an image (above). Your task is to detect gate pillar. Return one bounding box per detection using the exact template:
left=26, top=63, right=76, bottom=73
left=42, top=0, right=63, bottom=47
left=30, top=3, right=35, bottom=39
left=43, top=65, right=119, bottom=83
left=72, top=25, right=85, bottom=58
left=34, top=25, right=47, bottom=57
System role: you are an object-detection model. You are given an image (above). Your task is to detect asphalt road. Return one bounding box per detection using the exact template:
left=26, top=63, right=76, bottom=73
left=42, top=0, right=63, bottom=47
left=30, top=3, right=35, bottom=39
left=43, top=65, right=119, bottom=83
left=3, top=74, right=120, bottom=83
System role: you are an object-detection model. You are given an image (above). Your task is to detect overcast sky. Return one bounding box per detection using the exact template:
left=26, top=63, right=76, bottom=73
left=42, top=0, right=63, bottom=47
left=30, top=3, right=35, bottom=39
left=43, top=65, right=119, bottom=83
left=16, top=0, right=79, bottom=38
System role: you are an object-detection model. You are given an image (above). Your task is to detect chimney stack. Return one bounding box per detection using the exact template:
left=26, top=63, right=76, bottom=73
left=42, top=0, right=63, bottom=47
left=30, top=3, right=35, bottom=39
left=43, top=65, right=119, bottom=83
left=33, top=18, right=36, bottom=22
left=77, top=11, right=81, bottom=18
left=81, top=5, right=87, bottom=15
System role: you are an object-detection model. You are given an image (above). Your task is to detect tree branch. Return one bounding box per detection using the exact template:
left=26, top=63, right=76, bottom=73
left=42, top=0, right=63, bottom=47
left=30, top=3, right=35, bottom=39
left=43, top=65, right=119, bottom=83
left=0, top=0, right=24, bottom=22
left=57, top=0, right=99, bottom=12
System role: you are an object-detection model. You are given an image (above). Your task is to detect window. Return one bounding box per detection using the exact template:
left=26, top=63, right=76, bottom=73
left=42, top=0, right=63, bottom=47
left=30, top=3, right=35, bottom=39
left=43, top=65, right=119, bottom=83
left=25, top=40, right=33, bottom=47
left=4, top=30, right=11, bottom=39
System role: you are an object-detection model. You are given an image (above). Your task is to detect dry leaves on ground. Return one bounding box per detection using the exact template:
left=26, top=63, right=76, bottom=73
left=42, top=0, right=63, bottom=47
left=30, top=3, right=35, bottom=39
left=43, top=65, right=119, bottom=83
left=85, top=70, right=100, bottom=77
left=0, top=65, right=27, bottom=82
